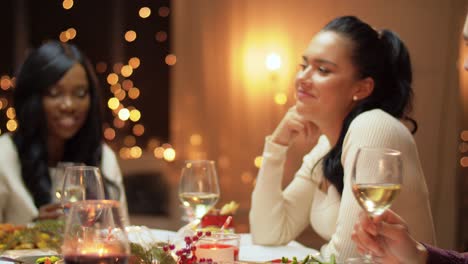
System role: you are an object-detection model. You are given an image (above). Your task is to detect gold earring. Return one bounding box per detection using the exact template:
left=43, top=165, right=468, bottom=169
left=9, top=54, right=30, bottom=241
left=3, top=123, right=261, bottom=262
left=353, top=95, right=358, bottom=101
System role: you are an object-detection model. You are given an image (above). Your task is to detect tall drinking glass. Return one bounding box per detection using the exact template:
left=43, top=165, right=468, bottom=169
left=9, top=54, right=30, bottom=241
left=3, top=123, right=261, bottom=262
left=178, top=160, right=220, bottom=227
left=51, top=162, right=84, bottom=203
left=348, top=147, right=403, bottom=263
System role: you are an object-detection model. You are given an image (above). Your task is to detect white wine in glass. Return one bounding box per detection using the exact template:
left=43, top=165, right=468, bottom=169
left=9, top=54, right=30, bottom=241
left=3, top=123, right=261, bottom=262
left=349, top=147, right=402, bottom=263
left=179, top=160, right=220, bottom=223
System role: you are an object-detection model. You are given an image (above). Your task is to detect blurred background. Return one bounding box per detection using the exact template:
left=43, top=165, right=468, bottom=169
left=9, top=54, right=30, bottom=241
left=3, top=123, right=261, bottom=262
left=0, top=0, right=467, bottom=252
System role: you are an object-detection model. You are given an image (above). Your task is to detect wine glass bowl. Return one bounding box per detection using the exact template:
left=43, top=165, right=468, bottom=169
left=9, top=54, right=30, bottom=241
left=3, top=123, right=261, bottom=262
left=351, top=147, right=402, bottom=217
left=61, top=166, right=105, bottom=214
left=62, top=200, right=130, bottom=264
left=178, top=160, right=220, bottom=223
left=51, top=162, right=85, bottom=203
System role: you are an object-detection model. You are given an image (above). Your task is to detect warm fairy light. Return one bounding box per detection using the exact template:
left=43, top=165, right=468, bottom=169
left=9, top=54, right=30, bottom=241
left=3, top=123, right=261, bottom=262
left=274, top=92, right=287, bottom=105
left=104, top=127, right=116, bottom=140
left=107, top=97, right=120, bottom=110
left=163, top=148, right=176, bottom=162
left=139, top=7, right=151, bottom=18
left=133, top=124, right=145, bottom=136
left=121, top=65, right=133, bottom=77
left=113, top=117, right=125, bottom=128
left=190, top=134, right=202, bottom=146
left=119, top=147, right=131, bottom=159
left=1, top=76, right=11, bottom=90
left=254, top=156, right=263, bottom=168
left=122, top=79, right=133, bottom=91
left=241, top=171, right=254, bottom=184
left=459, top=143, right=468, bottom=153
left=130, top=146, right=142, bottom=159
left=62, top=0, right=73, bottom=10
left=124, top=30, right=137, bottom=42
left=124, top=135, right=136, bottom=147
left=461, top=131, right=468, bottom=141
left=6, top=120, right=17, bottom=132
left=110, top=84, right=122, bottom=93
left=461, top=157, right=468, bottom=167
left=266, top=53, right=281, bottom=71
left=153, top=147, right=165, bottom=159
left=118, top=108, right=130, bottom=121
left=6, top=107, right=16, bottom=119
left=67, top=28, right=77, bottom=39
left=165, top=54, right=177, bottom=66
left=129, top=109, right=141, bottom=122
left=155, top=31, right=167, bottom=42
left=59, top=31, right=69, bottom=42
left=0, top=98, right=8, bottom=109
left=0, top=100, right=3, bottom=110
left=158, top=6, right=170, bottom=17
left=96, top=62, right=107, bottom=73
left=128, top=87, right=140, bottom=99
left=107, top=73, right=119, bottom=85
left=147, top=138, right=160, bottom=150
left=162, top=143, right=172, bottom=149
left=115, top=89, right=126, bottom=101
left=113, top=63, right=123, bottom=73
left=128, top=57, right=140, bottom=69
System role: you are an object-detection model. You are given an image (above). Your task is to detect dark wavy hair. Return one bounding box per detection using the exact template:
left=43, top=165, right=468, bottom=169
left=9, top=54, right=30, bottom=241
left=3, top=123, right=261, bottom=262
left=12, top=41, right=105, bottom=208
left=320, top=16, right=416, bottom=194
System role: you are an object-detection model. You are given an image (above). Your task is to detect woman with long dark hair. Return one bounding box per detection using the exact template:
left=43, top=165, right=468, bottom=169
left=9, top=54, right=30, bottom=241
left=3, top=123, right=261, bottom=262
left=0, top=41, right=127, bottom=224
left=249, top=16, right=435, bottom=261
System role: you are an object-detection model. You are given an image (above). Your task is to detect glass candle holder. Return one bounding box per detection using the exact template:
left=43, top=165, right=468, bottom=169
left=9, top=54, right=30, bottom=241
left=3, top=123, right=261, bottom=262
left=196, top=233, right=240, bottom=262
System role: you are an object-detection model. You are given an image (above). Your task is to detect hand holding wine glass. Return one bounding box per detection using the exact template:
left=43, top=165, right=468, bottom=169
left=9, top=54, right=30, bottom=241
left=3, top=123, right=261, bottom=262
left=348, top=147, right=402, bottom=263
left=178, top=160, right=220, bottom=227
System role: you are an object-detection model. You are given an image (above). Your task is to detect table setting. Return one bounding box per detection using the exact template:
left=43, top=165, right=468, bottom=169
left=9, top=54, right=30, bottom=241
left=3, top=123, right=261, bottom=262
left=0, top=161, right=324, bottom=264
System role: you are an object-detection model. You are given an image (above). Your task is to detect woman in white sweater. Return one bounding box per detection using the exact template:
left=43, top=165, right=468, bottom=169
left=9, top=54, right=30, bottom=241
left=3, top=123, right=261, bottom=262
left=249, top=16, right=435, bottom=262
left=0, top=41, right=127, bottom=224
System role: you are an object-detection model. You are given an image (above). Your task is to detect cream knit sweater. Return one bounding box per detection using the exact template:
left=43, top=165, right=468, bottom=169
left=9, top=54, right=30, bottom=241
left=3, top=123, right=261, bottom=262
left=249, top=109, right=435, bottom=262
left=0, top=134, right=128, bottom=224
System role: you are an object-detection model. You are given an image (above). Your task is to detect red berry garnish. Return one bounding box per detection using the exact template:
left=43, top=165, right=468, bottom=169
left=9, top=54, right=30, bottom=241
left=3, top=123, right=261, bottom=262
left=169, top=244, right=176, bottom=250
left=163, top=246, right=169, bottom=252
left=206, top=231, right=211, bottom=236
left=185, top=237, right=192, bottom=244
left=191, top=245, right=196, bottom=251
left=197, top=231, right=203, bottom=237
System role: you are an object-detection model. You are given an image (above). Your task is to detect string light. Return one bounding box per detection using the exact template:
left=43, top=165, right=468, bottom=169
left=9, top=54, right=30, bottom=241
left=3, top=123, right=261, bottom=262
left=153, top=147, right=165, bottom=159
left=124, top=30, right=137, bottom=42
left=107, top=73, right=119, bottom=85
left=118, top=108, right=130, bottom=121
left=163, top=148, right=176, bottom=162
left=128, top=57, right=140, bottom=69
left=62, top=0, right=73, bottom=10
left=133, top=124, right=145, bottom=136
left=104, top=127, right=116, bottom=141
left=6, top=120, right=17, bottom=132
left=158, top=6, right=170, bottom=17
left=128, top=87, right=140, bottom=99
left=254, top=156, right=263, bottom=168
left=129, top=109, right=141, bottom=122
left=165, top=54, right=177, bottom=66
left=155, top=31, right=167, bottom=42
left=139, top=7, right=151, bottom=19
left=121, top=65, right=133, bottom=77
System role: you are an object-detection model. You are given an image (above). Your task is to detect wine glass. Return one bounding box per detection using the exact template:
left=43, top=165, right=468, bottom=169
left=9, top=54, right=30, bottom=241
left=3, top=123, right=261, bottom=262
left=178, top=160, right=220, bottom=227
left=349, top=147, right=402, bottom=263
left=61, top=166, right=105, bottom=214
left=50, top=162, right=84, bottom=203
left=62, top=200, right=130, bottom=264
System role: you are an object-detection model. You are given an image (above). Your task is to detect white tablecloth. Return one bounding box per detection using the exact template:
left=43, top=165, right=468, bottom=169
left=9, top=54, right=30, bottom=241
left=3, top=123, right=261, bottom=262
left=149, top=229, right=320, bottom=262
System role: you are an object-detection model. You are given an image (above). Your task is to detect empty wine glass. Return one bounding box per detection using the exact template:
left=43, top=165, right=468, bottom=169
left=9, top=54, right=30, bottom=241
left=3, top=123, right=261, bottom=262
left=61, top=166, right=105, bottom=214
left=62, top=200, right=130, bottom=264
left=349, top=146, right=403, bottom=263
left=178, top=160, right=220, bottom=227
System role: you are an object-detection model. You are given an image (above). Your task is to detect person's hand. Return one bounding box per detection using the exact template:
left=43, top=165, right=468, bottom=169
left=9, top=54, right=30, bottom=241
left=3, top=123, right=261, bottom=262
left=351, top=210, right=428, bottom=264
left=271, top=106, right=320, bottom=146
left=37, top=203, right=63, bottom=220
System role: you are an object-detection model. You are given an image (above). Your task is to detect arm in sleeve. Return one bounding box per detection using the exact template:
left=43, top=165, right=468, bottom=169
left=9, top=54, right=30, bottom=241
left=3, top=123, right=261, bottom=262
left=101, top=145, right=130, bottom=225
left=423, top=243, right=468, bottom=264
left=250, top=136, right=329, bottom=245
left=320, top=110, right=426, bottom=261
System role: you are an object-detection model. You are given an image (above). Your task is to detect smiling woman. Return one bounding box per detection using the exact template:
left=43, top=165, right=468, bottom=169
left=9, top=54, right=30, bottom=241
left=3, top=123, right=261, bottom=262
left=0, top=41, right=128, bottom=224
left=249, top=16, right=435, bottom=262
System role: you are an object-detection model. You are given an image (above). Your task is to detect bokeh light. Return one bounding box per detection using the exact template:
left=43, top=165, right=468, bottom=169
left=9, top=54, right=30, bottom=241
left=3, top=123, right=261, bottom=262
left=139, top=7, right=151, bottom=18
left=128, top=87, right=140, bottom=99
left=113, top=117, right=125, bottom=128
left=461, top=157, right=468, bottom=167
left=254, top=156, right=263, bottom=168
left=107, top=97, right=120, bottom=110
left=133, top=124, right=145, bottom=136
left=115, top=89, right=126, bottom=101
left=274, top=92, right=288, bottom=105
left=153, top=147, right=165, bottom=159
left=104, top=127, right=116, bottom=141
left=129, top=109, right=141, bottom=122
left=62, top=0, right=73, bottom=10
left=266, top=53, right=281, bottom=71
left=6, top=107, right=16, bottom=119
left=163, top=148, right=176, bottom=162
left=461, top=131, right=468, bottom=141
left=113, top=63, right=124, bottom=73
left=158, top=6, right=170, bottom=17
left=96, top=62, right=107, bottom=73
left=130, top=146, right=142, bottom=159
left=155, top=31, right=167, bottom=42
left=124, top=30, right=137, bottom=42
left=190, top=134, right=202, bottom=146
left=6, top=120, right=18, bottom=132
left=118, top=108, right=130, bottom=121
left=121, top=65, right=133, bottom=77
left=124, top=135, right=136, bottom=147
left=165, top=54, right=177, bottom=66
left=107, top=73, right=119, bottom=85
left=67, top=28, right=77, bottom=39
left=128, top=57, right=140, bottom=69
